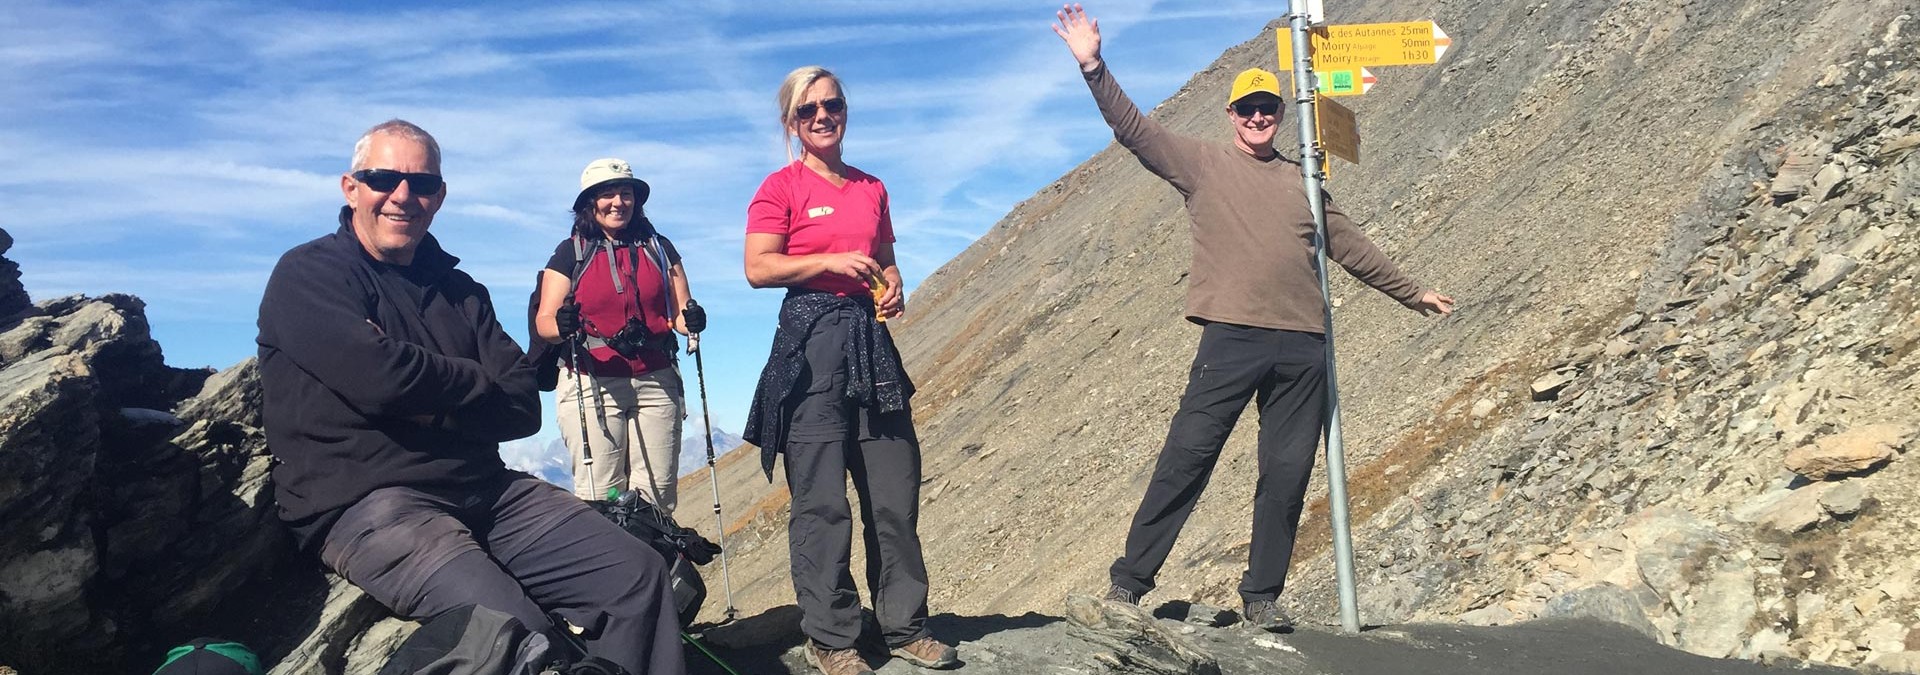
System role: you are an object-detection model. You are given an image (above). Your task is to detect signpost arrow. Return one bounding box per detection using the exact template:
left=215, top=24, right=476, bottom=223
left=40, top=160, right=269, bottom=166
left=1277, top=21, right=1451, bottom=70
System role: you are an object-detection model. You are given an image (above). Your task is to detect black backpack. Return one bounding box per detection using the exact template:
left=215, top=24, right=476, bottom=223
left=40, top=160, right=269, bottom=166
left=591, top=491, right=721, bottom=628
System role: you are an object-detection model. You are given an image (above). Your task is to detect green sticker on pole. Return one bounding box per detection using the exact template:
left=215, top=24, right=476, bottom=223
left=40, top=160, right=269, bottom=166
left=1315, top=68, right=1375, bottom=97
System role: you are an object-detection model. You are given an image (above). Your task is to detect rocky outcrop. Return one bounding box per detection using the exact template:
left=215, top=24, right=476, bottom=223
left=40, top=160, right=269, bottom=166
left=0, top=228, right=289, bottom=673
left=0, top=231, right=28, bottom=322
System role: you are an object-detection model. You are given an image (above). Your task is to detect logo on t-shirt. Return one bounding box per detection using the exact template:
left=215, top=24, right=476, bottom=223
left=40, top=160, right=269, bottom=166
left=807, top=205, right=835, bottom=219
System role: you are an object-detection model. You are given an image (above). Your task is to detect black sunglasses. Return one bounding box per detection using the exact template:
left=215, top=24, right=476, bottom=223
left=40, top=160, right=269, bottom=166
left=1233, top=101, right=1282, bottom=118
left=793, top=97, right=847, bottom=120
left=352, top=169, right=445, bottom=195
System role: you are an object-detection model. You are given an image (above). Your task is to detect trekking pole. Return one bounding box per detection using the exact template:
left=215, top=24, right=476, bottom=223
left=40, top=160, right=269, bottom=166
left=684, top=300, right=739, bottom=624
left=568, top=321, right=594, bottom=473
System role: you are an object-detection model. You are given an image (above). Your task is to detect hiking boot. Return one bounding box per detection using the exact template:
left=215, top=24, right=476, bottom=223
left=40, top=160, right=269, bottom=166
left=1103, top=584, right=1140, bottom=605
left=890, top=636, right=959, bottom=669
left=1242, top=599, right=1294, bottom=632
left=804, top=642, right=874, bottom=675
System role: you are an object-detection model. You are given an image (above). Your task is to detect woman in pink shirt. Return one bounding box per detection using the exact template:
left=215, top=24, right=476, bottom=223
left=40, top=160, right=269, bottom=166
left=742, top=66, right=956, bottom=675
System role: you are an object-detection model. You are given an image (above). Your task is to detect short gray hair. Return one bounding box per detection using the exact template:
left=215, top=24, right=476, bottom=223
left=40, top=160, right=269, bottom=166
left=350, top=119, right=442, bottom=172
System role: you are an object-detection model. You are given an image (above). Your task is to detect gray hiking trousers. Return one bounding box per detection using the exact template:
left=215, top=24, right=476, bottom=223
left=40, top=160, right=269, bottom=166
left=318, top=473, right=685, bottom=675
left=782, top=308, right=932, bottom=650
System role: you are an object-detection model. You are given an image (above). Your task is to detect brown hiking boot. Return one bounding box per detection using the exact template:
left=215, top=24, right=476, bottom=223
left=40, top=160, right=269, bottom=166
left=804, top=641, right=874, bottom=675
left=890, top=635, right=959, bottom=669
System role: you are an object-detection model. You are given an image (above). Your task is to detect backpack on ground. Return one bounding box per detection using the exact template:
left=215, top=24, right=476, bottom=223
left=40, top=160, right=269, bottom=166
left=591, top=491, right=722, bottom=628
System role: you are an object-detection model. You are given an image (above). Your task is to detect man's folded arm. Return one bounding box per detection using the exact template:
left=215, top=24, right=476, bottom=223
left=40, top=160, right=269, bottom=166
left=260, top=251, right=497, bottom=417
left=442, top=283, right=542, bottom=442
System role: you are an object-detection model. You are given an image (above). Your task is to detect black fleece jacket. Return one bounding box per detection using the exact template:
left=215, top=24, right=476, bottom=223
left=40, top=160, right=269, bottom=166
left=257, top=208, right=541, bottom=549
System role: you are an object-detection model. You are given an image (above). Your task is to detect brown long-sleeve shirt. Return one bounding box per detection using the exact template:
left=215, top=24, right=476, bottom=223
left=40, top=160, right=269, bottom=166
left=1085, top=63, right=1425, bottom=334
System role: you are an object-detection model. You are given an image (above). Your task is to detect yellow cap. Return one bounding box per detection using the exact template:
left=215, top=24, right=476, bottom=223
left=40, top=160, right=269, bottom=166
left=1228, top=68, right=1284, bottom=105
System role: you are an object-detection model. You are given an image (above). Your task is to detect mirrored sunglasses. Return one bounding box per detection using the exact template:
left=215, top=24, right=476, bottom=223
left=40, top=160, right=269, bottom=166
left=793, top=97, right=847, bottom=120
left=352, top=169, right=445, bottom=195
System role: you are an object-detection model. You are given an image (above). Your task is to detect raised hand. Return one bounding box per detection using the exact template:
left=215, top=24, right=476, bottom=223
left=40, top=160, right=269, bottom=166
left=1051, top=4, right=1103, bottom=72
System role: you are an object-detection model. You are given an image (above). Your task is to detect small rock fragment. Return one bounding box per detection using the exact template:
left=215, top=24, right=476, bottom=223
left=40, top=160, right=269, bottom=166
left=1531, top=371, right=1575, bottom=401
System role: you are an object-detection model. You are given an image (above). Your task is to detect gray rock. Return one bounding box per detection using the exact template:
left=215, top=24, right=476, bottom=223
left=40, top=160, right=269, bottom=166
left=266, top=579, right=393, bottom=675
left=1677, top=564, right=1758, bottom=659
left=1459, top=605, right=1514, bottom=626
left=1532, top=371, right=1576, bottom=401
left=0, top=229, right=28, bottom=321
left=1753, top=483, right=1835, bottom=534
left=1063, top=594, right=1221, bottom=675
left=1818, top=480, right=1868, bottom=517
left=1811, top=163, right=1848, bottom=200
left=1542, top=583, right=1662, bottom=642
left=1799, top=253, right=1860, bottom=297
left=1865, top=651, right=1920, bottom=674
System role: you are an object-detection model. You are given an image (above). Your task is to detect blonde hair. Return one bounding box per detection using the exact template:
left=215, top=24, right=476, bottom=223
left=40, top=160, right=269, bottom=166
left=776, top=65, right=844, bottom=162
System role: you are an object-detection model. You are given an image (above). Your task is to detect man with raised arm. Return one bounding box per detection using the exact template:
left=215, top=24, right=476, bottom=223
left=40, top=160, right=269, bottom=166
left=256, top=119, right=684, bottom=674
left=1052, top=5, right=1455, bottom=630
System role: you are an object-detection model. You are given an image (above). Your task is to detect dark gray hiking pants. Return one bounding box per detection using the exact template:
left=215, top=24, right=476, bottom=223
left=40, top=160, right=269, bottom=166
left=1110, top=322, right=1329, bottom=604
left=783, top=308, right=932, bottom=650
left=318, top=473, right=686, bottom=675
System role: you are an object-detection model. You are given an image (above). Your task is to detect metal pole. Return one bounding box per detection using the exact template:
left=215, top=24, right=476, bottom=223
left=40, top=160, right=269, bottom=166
left=1286, top=0, right=1361, bottom=634
left=686, top=309, right=739, bottom=623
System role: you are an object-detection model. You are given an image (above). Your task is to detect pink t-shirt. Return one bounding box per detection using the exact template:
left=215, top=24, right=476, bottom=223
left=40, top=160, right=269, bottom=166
left=746, top=161, right=895, bottom=298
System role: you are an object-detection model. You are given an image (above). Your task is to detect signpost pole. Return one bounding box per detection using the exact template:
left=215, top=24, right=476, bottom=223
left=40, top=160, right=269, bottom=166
left=1286, top=0, right=1362, bottom=635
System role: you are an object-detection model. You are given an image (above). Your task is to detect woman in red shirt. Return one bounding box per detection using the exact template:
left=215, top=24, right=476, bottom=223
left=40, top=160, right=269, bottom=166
left=743, top=66, right=956, bottom=675
left=534, top=158, right=700, bottom=514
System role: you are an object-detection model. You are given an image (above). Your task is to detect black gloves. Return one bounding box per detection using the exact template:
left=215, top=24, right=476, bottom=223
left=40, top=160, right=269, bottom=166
left=555, top=303, right=581, bottom=338
left=682, top=299, right=707, bottom=334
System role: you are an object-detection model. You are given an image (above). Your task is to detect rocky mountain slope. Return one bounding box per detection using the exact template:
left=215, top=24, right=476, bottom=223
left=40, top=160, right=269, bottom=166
left=689, top=0, right=1920, bottom=671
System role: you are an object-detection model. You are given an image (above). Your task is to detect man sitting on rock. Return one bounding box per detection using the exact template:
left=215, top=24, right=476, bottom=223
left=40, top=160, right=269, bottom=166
left=1053, top=5, right=1456, bottom=629
left=256, top=119, right=684, bottom=675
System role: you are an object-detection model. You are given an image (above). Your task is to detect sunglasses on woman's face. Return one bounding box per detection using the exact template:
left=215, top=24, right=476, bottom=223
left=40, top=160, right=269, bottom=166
left=1233, top=101, right=1282, bottom=118
left=352, top=169, right=445, bottom=195
left=793, top=97, right=847, bottom=120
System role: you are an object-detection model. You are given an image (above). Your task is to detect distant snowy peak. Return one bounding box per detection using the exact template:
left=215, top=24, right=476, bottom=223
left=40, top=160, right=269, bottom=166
left=500, top=426, right=746, bottom=489
left=679, top=426, right=746, bottom=476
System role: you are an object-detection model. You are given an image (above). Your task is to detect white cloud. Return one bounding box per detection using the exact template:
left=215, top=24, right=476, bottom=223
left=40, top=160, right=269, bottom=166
left=2, top=0, right=1285, bottom=433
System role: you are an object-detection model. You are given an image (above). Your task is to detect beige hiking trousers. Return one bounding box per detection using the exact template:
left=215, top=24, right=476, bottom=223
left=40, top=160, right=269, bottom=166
left=556, top=365, right=684, bottom=513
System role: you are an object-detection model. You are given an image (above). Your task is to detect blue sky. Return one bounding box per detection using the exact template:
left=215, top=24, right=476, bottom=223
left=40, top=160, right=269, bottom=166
left=1, top=1, right=1280, bottom=463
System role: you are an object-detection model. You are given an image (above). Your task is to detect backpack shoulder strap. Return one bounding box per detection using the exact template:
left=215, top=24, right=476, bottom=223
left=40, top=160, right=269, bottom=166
left=564, top=234, right=594, bottom=301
